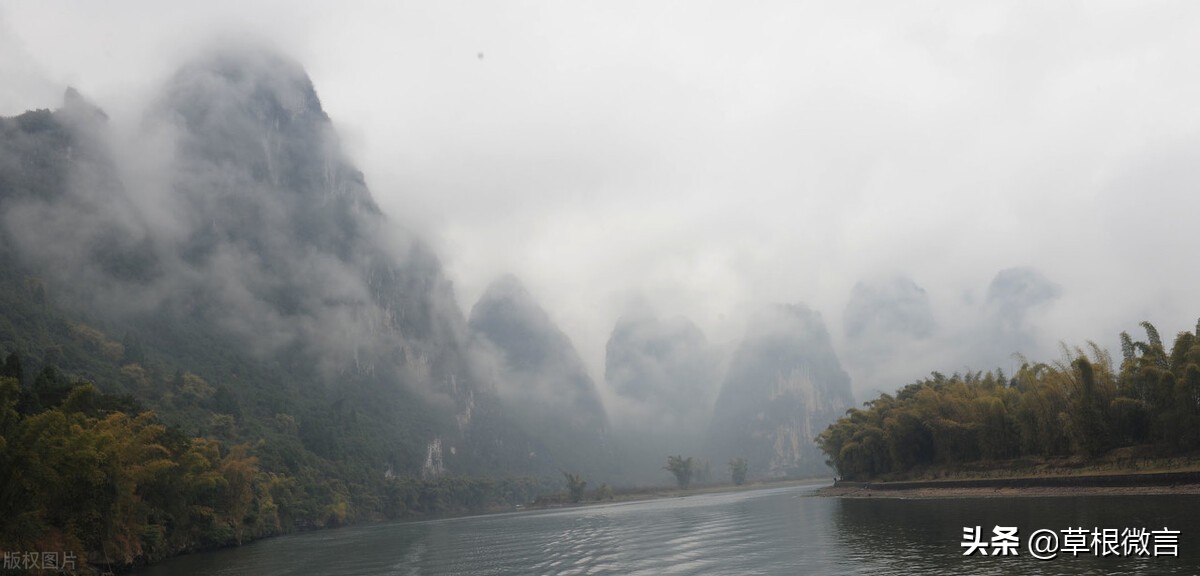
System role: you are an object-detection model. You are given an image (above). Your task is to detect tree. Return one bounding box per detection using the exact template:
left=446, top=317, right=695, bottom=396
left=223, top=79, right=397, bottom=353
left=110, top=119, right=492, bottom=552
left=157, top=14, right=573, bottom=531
left=0, top=376, right=18, bottom=445
left=663, top=455, right=694, bottom=489
left=31, top=365, right=73, bottom=411
left=1072, top=357, right=1111, bottom=457
left=219, top=444, right=261, bottom=544
left=2, top=352, right=22, bottom=384
left=816, top=319, right=1200, bottom=480
left=729, top=458, right=748, bottom=486
left=563, top=472, right=586, bottom=503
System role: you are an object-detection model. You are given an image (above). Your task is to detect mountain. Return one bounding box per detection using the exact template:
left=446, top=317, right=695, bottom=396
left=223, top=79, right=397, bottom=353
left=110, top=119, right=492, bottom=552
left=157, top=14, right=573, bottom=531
left=708, top=304, right=853, bottom=478
left=842, top=275, right=936, bottom=384
left=1, top=87, right=140, bottom=294
left=844, top=275, right=935, bottom=346
left=468, top=275, right=611, bottom=477
left=0, top=45, right=636, bottom=569
left=0, top=46, right=581, bottom=508
left=985, top=267, right=1060, bottom=335
left=154, top=47, right=472, bottom=379
left=145, top=46, right=494, bottom=477
left=604, top=312, right=721, bottom=483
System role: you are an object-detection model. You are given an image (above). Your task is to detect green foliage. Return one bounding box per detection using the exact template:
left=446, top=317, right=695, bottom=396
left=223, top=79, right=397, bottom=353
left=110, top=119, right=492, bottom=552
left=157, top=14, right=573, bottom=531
left=0, top=301, right=564, bottom=569
left=729, top=457, right=748, bottom=485
left=0, top=370, right=558, bottom=569
left=0, top=384, right=280, bottom=567
left=2, top=352, right=23, bottom=383
left=0, top=96, right=575, bottom=571
left=563, top=471, right=587, bottom=503
left=663, top=455, right=694, bottom=488
left=382, top=475, right=540, bottom=518
left=818, top=319, right=1200, bottom=480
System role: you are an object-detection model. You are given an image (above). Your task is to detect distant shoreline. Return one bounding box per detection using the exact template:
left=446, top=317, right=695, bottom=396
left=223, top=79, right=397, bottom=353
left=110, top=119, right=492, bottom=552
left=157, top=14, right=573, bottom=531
left=817, top=471, right=1200, bottom=498
left=526, top=477, right=830, bottom=511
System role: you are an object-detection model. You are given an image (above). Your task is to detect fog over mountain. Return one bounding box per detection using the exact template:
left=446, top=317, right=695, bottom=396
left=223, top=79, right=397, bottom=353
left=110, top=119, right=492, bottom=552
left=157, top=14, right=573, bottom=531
left=604, top=312, right=723, bottom=483
left=0, top=46, right=581, bottom=484
left=843, top=275, right=936, bottom=383
left=5, top=3, right=1200, bottom=407
left=2, top=4, right=1200, bottom=494
left=606, top=312, right=720, bottom=422
left=7, top=8, right=1200, bottom=572
left=468, top=274, right=612, bottom=477
left=710, top=304, right=854, bottom=478
left=841, top=269, right=1063, bottom=395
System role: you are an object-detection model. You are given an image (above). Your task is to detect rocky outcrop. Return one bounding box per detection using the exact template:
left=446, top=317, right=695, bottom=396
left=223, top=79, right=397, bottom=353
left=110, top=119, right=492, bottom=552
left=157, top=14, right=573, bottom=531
left=709, top=304, right=853, bottom=478
left=468, top=275, right=611, bottom=477
left=0, top=46, right=546, bottom=477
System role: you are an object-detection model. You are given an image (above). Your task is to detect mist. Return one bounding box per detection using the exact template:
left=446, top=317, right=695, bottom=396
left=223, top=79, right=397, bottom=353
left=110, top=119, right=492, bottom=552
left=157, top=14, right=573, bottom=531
left=4, top=1, right=1200, bottom=404
left=8, top=5, right=1200, bottom=571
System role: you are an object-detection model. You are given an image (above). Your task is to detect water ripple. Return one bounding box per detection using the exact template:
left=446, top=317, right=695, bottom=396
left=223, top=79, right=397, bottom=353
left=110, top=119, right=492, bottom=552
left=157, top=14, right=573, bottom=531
left=136, top=486, right=1200, bottom=576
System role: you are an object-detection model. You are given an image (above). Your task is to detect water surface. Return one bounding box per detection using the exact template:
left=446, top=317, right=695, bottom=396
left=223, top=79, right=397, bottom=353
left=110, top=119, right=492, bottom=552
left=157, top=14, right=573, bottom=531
left=138, top=484, right=1200, bottom=575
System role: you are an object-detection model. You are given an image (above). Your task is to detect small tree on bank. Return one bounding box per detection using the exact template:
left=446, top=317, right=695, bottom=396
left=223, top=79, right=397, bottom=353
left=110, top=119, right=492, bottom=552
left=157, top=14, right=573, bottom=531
left=664, top=455, right=695, bottom=489
left=563, top=472, right=587, bottom=503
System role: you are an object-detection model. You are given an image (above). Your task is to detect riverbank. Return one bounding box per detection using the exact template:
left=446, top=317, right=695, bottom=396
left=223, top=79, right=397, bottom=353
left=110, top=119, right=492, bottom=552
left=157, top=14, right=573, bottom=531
left=818, top=470, right=1200, bottom=498
left=528, top=476, right=830, bottom=510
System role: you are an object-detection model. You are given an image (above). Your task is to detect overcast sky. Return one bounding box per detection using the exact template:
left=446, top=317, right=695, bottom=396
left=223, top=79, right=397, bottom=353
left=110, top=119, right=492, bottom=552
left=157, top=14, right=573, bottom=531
left=3, top=1, right=1199, bottom=396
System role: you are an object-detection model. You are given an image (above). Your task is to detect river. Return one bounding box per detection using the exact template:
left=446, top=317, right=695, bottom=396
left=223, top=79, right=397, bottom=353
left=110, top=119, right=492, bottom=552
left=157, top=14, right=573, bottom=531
left=137, top=484, right=1200, bottom=575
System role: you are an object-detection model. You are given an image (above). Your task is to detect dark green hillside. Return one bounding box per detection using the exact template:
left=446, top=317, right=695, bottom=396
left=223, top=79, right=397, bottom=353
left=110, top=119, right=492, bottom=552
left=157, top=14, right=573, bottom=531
left=0, top=49, right=585, bottom=571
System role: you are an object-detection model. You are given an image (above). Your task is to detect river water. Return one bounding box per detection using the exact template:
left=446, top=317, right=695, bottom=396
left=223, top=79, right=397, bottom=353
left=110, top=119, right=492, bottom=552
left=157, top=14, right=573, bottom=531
left=137, top=484, right=1200, bottom=575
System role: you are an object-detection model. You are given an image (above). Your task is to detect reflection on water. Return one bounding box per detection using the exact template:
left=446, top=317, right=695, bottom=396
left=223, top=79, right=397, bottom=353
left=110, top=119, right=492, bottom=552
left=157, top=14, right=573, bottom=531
left=137, top=485, right=1200, bottom=575
left=835, top=495, right=1200, bottom=575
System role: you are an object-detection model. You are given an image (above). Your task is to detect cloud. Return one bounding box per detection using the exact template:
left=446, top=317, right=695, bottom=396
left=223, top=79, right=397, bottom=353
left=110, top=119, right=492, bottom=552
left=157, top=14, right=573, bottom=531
left=5, top=1, right=1200, bottom=399
left=0, top=12, right=58, bottom=112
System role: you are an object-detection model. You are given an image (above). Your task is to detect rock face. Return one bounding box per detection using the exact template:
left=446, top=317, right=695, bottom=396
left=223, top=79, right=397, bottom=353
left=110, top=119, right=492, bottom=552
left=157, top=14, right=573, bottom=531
left=709, top=304, right=853, bottom=478
left=468, top=275, right=611, bottom=476
left=152, top=48, right=493, bottom=474
left=0, top=46, right=560, bottom=477
left=157, top=48, right=470, bottom=376
left=604, top=312, right=721, bottom=482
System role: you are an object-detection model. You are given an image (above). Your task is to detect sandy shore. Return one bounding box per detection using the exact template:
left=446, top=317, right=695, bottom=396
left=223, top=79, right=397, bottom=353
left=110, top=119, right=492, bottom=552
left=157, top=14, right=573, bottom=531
left=817, top=470, right=1200, bottom=498
left=818, top=483, right=1200, bottom=498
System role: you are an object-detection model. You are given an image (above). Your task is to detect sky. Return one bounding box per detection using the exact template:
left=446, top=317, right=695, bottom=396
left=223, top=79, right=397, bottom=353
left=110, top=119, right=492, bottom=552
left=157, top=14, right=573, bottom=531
left=3, top=1, right=1200, bottom=397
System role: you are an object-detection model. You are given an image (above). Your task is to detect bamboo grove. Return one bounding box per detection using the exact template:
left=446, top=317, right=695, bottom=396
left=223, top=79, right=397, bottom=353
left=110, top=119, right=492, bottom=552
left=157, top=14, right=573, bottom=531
left=817, top=320, right=1200, bottom=481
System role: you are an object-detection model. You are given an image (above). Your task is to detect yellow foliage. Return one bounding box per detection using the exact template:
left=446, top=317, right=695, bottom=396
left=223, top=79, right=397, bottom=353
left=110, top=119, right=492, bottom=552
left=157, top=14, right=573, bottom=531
left=121, top=363, right=152, bottom=391
left=179, top=372, right=214, bottom=400
left=69, top=323, right=124, bottom=361
left=273, top=413, right=298, bottom=435
left=327, top=497, right=349, bottom=527
left=209, top=414, right=237, bottom=439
